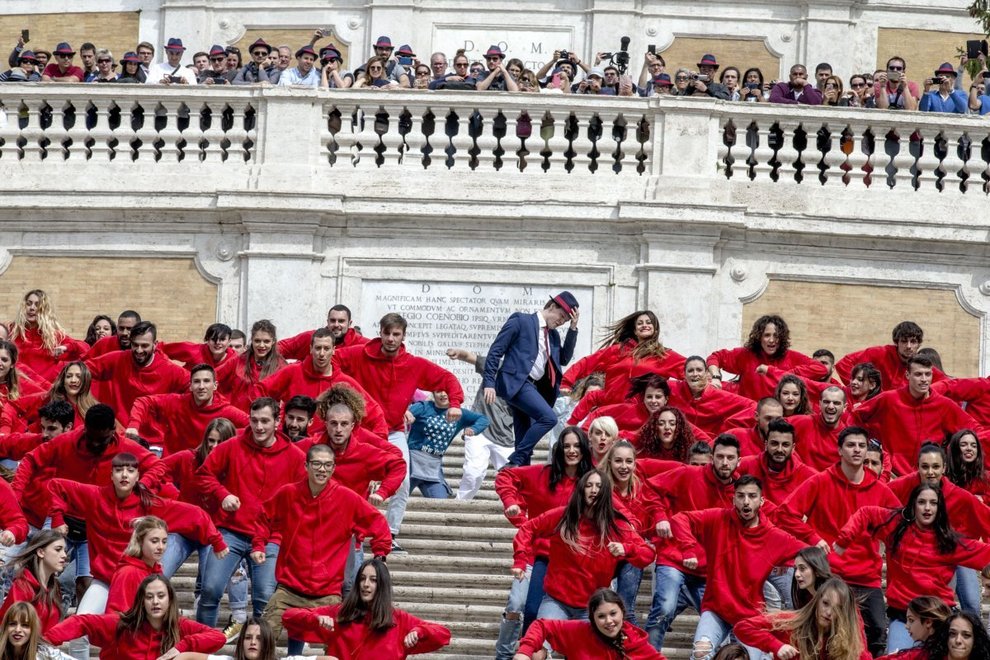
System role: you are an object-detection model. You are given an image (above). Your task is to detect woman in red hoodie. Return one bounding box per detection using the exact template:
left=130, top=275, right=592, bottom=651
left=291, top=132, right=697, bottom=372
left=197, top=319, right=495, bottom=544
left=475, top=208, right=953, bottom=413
left=0, top=341, right=45, bottom=421
left=944, top=429, right=990, bottom=500
left=635, top=406, right=696, bottom=462
left=835, top=484, right=990, bottom=654
left=562, top=310, right=686, bottom=407
left=7, top=290, right=87, bottom=384
left=282, top=558, right=451, bottom=659
left=707, top=314, right=827, bottom=401
left=0, top=530, right=67, bottom=634
left=734, top=577, right=869, bottom=660
left=580, top=375, right=669, bottom=439
left=601, top=441, right=664, bottom=624
left=106, top=517, right=167, bottom=613
left=215, top=320, right=286, bottom=409
left=514, top=588, right=665, bottom=659
left=493, top=426, right=593, bottom=659
left=1, top=362, right=97, bottom=435
left=775, top=375, right=812, bottom=418
left=512, top=470, right=654, bottom=622
left=46, top=574, right=226, bottom=659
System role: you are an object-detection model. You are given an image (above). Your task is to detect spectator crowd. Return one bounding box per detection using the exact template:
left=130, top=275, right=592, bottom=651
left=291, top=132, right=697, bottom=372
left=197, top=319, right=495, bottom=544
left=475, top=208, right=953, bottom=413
left=0, top=285, right=986, bottom=659
left=4, top=29, right=990, bottom=115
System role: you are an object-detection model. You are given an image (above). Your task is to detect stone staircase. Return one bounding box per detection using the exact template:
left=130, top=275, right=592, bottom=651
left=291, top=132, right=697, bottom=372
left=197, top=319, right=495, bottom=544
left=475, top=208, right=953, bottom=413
left=167, top=436, right=700, bottom=658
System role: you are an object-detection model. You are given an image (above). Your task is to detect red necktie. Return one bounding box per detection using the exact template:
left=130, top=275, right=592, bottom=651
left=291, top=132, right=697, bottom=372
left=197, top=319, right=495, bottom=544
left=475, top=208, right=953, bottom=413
left=544, top=327, right=556, bottom=387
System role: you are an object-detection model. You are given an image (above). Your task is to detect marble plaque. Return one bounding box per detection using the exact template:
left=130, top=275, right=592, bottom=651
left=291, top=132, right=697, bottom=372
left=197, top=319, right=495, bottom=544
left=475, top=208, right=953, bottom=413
left=432, top=25, right=575, bottom=73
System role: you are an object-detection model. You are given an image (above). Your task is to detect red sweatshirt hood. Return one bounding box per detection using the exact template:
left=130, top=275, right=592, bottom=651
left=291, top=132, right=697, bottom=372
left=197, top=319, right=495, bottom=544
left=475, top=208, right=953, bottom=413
left=300, top=357, right=335, bottom=381
left=115, top=553, right=161, bottom=574
left=824, top=463, right=882, bottom=492
left=360, top=338, right=409, bottom=363
left=759, top=452, right=807, bottom=479
left=234, top=428, right=296, bottom=456
left=192, top=391, right=236, bottom=414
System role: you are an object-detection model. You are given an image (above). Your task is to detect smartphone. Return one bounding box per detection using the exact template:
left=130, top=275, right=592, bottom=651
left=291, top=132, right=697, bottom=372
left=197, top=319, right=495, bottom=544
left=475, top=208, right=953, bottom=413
left=648, top=44, right=656, bottom=55
left=968, top=40, right=981, bottom=59
left=551, top=73, right=562, bottom=88
left=888, top=70, right=901, bottom=82
left=21, top=29, right=29, bottom=44
left=398, top=56, right=413, bottom=66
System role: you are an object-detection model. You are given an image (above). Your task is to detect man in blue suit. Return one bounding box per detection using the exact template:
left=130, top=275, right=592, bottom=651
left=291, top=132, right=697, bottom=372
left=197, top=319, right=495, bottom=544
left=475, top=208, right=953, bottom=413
left=483, top=292, right=580, bottom=466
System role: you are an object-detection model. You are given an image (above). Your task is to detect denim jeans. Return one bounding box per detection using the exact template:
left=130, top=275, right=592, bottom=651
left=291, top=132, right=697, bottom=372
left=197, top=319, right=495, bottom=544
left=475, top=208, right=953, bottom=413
left=853, top=585, right=888, bottom=657
left=522, top=557, right=549, bottom=630
left=495, top=564, right=532, bottom=660
left=646, top=564, right=705, bottom=650
left=507, top=382, right=557, bottom=467
left=693, top=610, right=763, bottom=660
left=956, top=566, right=982, bottom=618
left=409, top=477, right=451, bottom=498
left=196, top=528, right=278, bottom=626
left=763, top=567, right=794, bottom=611
left=537, top=593, right=589, bottom=621
left=385, top=431, right=410, bottom=536
left=343, top=536, right=364, bottom=594
left=615, top=561, right=647, bottom=625
left=887, top=617, right=915, bottom=654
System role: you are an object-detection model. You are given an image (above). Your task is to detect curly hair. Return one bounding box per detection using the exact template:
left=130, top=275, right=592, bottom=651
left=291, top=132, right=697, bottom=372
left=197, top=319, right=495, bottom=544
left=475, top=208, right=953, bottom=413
left=745, top=314, right=790, bottom=359
left=924, top=612, right=990, bottom=660
left=636, top=406, right=694, bottom=462
left=316, top=383, right=367, bottom=425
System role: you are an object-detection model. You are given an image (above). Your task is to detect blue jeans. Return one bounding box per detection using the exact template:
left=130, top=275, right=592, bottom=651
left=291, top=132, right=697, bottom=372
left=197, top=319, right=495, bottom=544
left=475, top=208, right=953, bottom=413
left=495, top=564, right=531, bottom=660
left=409, top=478, right=451, bottom=498
left=196, top=528, right=278, bottom=626
left=615, top=561, right=646, bottom=625
left=537, top=593, right=589, bottom=621
left=343, top=536, right=364, bottom=594
left=887, top=618, right=915, bottom=654
left=763, top=567, right=794, bottom=610
left=385, top=431, right=410, bottom=536
left=956, top=566, right=982, bottom=618
left=506, top=381, right=557, bottom=467
left=646, top=564, right=705, bottom=650
left=693, top=610, right=763, bottom=660
left=522, top=557, right=549, bottom=630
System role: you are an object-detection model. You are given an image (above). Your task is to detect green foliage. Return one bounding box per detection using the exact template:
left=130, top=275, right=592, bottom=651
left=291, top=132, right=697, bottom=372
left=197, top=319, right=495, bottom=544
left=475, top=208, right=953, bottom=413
left=970, top=0, right=990, bottom=35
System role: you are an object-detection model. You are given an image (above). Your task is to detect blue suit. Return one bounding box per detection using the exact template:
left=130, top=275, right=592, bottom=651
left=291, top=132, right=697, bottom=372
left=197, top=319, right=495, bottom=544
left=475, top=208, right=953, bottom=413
left=484, top=312, right=577, bottom=465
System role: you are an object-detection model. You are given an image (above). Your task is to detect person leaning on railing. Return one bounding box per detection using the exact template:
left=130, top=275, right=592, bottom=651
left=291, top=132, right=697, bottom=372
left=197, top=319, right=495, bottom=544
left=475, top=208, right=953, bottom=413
left=919, top=62, right=969, bottom=114
left=0, top=49, right=40, bottom=83
left=875, top=56, right=919, bottom=110
left=768, top=64, right=822, bottom=105
left=838, top=73, right=877, bottom=108
left=968, top=54, right=990, bottom=115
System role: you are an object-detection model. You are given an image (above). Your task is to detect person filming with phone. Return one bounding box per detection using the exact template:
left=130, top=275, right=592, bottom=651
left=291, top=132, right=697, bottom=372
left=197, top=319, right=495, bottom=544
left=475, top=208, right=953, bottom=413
left=875, top=56, right=919, bottom=110
left=920, top=61, right=968, bottom=113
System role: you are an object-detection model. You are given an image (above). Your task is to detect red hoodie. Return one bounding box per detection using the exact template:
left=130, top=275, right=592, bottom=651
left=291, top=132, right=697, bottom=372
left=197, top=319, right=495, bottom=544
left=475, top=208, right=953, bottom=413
left=672, top=507, right=804, bottom=624
left=47, top=480, right=225, bottom=583
left=789, top=413, right=852, bottom=472
left=194, top=428, right=305, bottom=536
left=735, top=611, right=872, bottom=660
left=334, top=339, right=463, bottom=432
left=214, top=355, right=288, bottom=410
left=106, top=555, right=161, bottom=613
left=299, top=428, right=405, bottom=499
left=0, top=390, right=85, bottom=436
left=282, top=604, right=451, bottom=659
left=495, top=465, right=579, bottom=559
left=837, top=505, right=990, bottom=609
left=722, top=425, right=764, bottom=457
left=854, top=386, right=978, bottom=476
left=160, top=341, right=235, bottom=369
left=513, top=505, right=654, bottom=608
left=163, top=449, right=209, bottom=508
left=0, top=478, right=27, bottom=544
left=0, top=566, right=59, bottom=632
left=259, top=361, right=388, bottom=438
left=12, top=428, right=168, bottom=528
left=11, top=327, right=88, bottom=382
left=85, top=334, right=126, bottom=358
left=889, top=474, right=990, bottom=541
left=47, top=613, right=226, bottom=659
left=518, top=619, right=666, bottom=659
left=707, top=346, right=828, bottom=401
left=836, top=344, right=945, bottom=392
left=934, top=377, right=990, bottom=428
left=85, top=351, right=188, bottom=426
left=562, top=341, right=686, bottom=405
left=584, top=399, right=712, bottom=444
left=278, top=327, right=369, bottom=361
left=738, top=453, right=816, bottom=505
left=128, top=392, right=249, bottom=456
left=779, top=464, right=899, bottom=588
left=667, top=379, right=756, bottom=437
left=254, top=479, right=391, bottom=597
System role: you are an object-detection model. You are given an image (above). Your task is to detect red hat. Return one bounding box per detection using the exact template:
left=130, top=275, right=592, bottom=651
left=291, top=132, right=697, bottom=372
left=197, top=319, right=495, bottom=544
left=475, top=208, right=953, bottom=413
left=374, top=36, right=393, bottom=49
left=165, top=37, right=186, bottom=52
left=208, top=44, right=226, bottom=58
left=396, top=44, right=416, bottom=57
left=53, top=42, right=75, bottom=55
left=485, top=45, right=505, bottom=59
left=697, top=53, right=719, bottom=68
left=248, top=38, right=272, bottom=55
left=549, top=291, right=579, bottom=315
left=934, top=62, right=957, bottom=76
left=295, top=45, right=317, bottom=59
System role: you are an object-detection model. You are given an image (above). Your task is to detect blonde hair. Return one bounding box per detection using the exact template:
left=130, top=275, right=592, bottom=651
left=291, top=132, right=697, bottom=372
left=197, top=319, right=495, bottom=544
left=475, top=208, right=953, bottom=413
left=0, top=602, right=40, bottom=659
left=589, top=416, right=619, bottom=442
left=772, top=578, right=863, bottom=660
left=600, top=440, right=641, bottom=497
left=124, top=516, right=168, bottom=559
left=10, top=289, right=65, bottom=353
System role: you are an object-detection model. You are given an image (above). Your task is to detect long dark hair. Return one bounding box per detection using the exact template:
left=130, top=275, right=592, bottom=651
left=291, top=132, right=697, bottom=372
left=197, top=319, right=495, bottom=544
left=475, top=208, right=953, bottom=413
left=945, top=429, right=988, bottom=490
left=195, top=417, right=237, bottom=467
left=241, top=319, right=285, bottom=382
left=337, top=558, right=395, bottom=632
left=882, top=484, right=959, bottom=556
left=588, top=588, right=628, bottom=654
left=117, top=575, right=180, bottom=654
left=636, top=406, right=694, bottom=462
left=549, top=426, right=593, bottom=492
left=598, top=310, right=667, bottom=360
left=84, top=315, right=116, bottom=346
left=556, top=470, right=629, bottom=552
left=924, top=612, right=990, bottom=660
left=0, top=341, right=20, bottom=401
left=234, top=616, right=276, bottom=660
left=746, top=315, right=790, bottom=359
left=0, top=602, right=40, bottom=660
left=775, top=374, right=812, bottom=416
left=790, top=545, right=833, bottom=609
left=625, top=373, right=669, bottom=402
left=8, top=530, right=64, bottom=618
left=850, top=362, right=882, bottom=401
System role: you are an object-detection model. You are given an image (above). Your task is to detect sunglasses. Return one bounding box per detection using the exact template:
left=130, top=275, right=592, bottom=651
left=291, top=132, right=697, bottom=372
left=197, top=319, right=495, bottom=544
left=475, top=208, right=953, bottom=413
left=369, top=65, right=383, bottom=71
left=675, top=76, right=689, bottom=81
left=252, top=51, right=268, bottom=57
left=851, top=82, right=866, bottom=88
left=210, top=57, right=225, bottom=62
left=887, top=65, right=904, bottom=71
left=97, top=59, right=112, bottom=64
left=56, top=54, right=73, bottom=59
left=454, top=62, right=468, bottom=67
left=486, top=56, right=502, bottom=61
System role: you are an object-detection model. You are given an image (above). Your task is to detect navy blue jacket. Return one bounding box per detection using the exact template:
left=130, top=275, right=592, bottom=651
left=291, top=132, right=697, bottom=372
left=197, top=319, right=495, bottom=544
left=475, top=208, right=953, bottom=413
left=483, top=312, right=578, bottom=403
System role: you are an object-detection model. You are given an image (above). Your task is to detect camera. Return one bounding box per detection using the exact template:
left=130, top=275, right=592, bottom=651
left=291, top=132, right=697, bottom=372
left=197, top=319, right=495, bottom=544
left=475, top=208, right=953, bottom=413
left=559, top=50, right=570, bottom=62
left=168, top=75, right=184, bottom=83
left=934, top=76, right=947, bottom=84
left=601, top=37, right=631, bottom=75
left=745, top=82, right=760, bottom=90
left=689, top=74, right=709, bottom=83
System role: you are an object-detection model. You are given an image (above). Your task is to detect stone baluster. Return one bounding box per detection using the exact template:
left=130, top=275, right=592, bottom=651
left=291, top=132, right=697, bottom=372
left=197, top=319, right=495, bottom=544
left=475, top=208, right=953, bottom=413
left=64, top=99, right=90, bottom=160
left=819, top=124, right=849, bottom=187
left=46, top=102, right=69, bottom=160
left=376, top=104, right=405, bottom=167
left=889, top=129, right=916, bottom=190
left=749, top=120, right=777, bottom=182
left=447, top=106, right=475, bottom=170
left=567, top=110, right=596, bottom=173
left=329, top=104, right=359, bottom=167
left=543, top=111, right=570, bottom=172
left=87, top=98, right=114, bottom=162
left=157, top=100, right=183, bottom=162
left=636, top=114, right=653, bottom=176
left=397, top=107, right=425, bottom=170
left=914, top=129, right=942, bottom=191
left=200, top=102, right=226, bottom=163
left=957, top=132, right=981, bottom=194
left=473, top=109, right=501, bottom=171
left=939, top=129, right=967, bottom=193
left=601, top=113, right=626, bottom=175
left=132, top=102, right=159, bottom=161
left=350, top=107, right=380, bottom=168
left=226, top=102, right=251, bottom=163
left=773, top=119, right=803, bottom=183
left=498, top=110, right=522, bottom=172
left=0, top=102, right=20, bottom=161
left=844, top=124, right=870, bottom=188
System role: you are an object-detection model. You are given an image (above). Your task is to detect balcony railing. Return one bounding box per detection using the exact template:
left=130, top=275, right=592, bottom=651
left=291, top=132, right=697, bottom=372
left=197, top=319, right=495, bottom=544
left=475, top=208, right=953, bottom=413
left=0, top=85, right=988, bottom=195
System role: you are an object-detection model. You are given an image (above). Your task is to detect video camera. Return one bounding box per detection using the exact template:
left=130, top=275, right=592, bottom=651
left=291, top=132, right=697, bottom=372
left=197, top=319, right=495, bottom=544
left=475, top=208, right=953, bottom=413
left=598, top=36, right=632, bottom=75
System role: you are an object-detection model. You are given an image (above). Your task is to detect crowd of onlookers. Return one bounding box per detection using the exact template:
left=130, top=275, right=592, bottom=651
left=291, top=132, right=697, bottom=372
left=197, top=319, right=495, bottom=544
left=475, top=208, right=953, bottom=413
left=3, top=29, right=990, bottom=115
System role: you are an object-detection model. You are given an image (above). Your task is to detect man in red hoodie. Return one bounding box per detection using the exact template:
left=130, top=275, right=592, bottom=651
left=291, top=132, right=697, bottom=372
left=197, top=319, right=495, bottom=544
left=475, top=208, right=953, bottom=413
left=86, top=321, right=188, bottom=427
left=644, top=433, right=740, bottom=650
left=126, top=363, right=249, bottom=456
left=194, top=396, right=306, bottom=626
left=854, top=355, right=977, bottom=476
left=160, top=322, right=236, bottom=370
left=334, top=313, right=463, bottom=552
left=255, top=443, right=390, bottom=654
left=835, top=321, right=944, bottom=391
left=724, top=398, right=783, bottom=457
left=789, top=386, right=850, bottom=471
left=85, top=310, right=141, bottom=358
left=779, top=425, right=899, bottom=656
left=672, top=475, right=805, bottom=660
left=738, top=418, right=815, bottom=506
left=259, top=328, right=387, bottom=438
left=278, top=303, right=368, bottom=360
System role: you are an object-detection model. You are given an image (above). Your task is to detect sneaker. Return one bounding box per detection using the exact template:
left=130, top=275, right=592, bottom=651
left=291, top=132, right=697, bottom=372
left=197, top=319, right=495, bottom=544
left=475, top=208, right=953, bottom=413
left=223, top=621, right=243, bottom=641
left=390, top=540, right=407, bottom=554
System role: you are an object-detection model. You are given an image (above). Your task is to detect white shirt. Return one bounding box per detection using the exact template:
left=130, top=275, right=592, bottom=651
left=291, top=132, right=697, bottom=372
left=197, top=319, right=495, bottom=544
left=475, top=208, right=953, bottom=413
left=146, top=60, right=198, bottom=85
left=528, top=312, right=549, bottom=381
left=277, top=66, right=320, bottom=88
